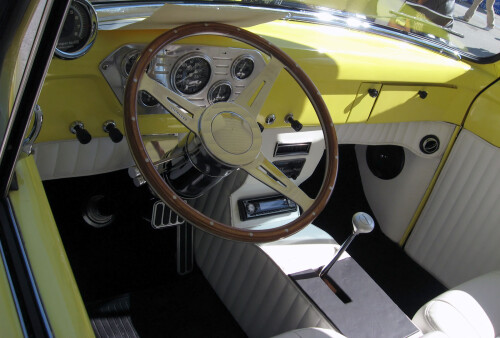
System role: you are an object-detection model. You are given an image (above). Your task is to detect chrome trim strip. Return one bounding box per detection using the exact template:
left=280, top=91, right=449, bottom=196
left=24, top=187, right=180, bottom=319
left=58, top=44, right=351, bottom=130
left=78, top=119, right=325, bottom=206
left=5, top=198, right=54, bottom=337
left=0, top=239, right=28, bottom=337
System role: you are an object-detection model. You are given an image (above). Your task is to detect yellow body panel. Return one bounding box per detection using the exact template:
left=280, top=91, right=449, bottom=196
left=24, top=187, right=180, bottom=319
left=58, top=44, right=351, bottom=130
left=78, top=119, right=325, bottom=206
left=0, top=256, right=23, bottom=338
left=9, top=156, right=94, bottom=338
left=464, top=80, right=500, bottom=147
left=368, top=85, right=464, bottom=124
left=37, top=20, right=497, bottom=143
left=347, top=83, right=381, bottom=123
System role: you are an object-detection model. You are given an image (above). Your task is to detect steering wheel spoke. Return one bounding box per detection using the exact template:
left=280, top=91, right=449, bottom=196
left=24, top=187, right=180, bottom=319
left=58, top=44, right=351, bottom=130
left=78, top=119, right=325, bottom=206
left=235, top=57, right=283, bottom=119
left=139, top=74, right=203, bottom=133
left=242, top=152, right=314, bottom=211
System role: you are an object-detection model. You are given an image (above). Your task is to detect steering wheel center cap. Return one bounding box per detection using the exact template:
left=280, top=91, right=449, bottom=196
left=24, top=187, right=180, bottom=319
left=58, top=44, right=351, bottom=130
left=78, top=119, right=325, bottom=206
left=199, top=102, right=262, bottom=167
left=211, top=112, right=253, bottom=154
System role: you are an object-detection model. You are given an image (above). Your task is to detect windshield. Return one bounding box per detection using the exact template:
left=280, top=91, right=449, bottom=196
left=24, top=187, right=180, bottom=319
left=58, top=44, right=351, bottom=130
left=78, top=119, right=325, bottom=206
left=92, top=0, right=500, bottom=60
left=248, top=0, right=500, bottom=60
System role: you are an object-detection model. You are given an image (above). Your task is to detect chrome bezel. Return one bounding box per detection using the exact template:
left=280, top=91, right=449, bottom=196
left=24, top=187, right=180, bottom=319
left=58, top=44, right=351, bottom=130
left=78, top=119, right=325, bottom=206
left=207, top=81, right=233, bottom=104
left=170, top=53, right=212, bottom=95
left=55, top=0, right=98, bottom=60
left=120, top=49, right=141, bottom=77
left=231, top=54, right=255, bottom=80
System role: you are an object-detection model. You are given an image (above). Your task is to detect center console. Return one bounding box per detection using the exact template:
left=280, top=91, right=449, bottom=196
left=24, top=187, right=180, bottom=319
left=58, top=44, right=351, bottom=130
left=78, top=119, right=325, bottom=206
left=291, top=258, right=419, bottom=338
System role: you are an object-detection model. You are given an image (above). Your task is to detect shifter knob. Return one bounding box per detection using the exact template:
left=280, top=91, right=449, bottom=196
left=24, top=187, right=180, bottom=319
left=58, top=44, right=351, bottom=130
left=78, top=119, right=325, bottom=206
left=352, top=212, right=375, bottom=234
left=319, top=212, right=375, bottom=278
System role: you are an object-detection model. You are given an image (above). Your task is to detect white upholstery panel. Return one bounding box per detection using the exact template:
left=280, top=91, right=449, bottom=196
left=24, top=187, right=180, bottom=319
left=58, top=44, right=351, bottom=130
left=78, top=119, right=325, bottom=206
left=33, top=138, right=134, bottom=180
left=405, top=130, right=500, bottom=287
left=194, top=229, right=336, bottom=338
left=356, top=145, right=441, bottom=242
left=335, top=121, right=454, bottom=158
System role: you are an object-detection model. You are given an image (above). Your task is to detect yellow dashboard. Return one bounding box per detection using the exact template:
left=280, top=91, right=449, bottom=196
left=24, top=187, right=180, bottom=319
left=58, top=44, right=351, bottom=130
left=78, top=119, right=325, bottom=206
left=37, top=20, right=498, bottom=143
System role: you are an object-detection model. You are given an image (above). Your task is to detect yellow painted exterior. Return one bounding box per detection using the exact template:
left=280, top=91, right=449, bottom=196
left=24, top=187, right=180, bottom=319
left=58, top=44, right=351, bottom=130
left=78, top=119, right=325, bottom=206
left=464, top=80, right=500, bottom=147
left=0, top=256, right=23, bottom=338
left=37, top=20, right=497, bottom=143
left=9, top=156, right=94, bottom=338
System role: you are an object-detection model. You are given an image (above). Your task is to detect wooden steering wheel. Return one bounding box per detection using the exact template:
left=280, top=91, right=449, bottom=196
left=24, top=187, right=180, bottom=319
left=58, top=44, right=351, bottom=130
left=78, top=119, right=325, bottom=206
left=124, top=22, right=338, bottom=242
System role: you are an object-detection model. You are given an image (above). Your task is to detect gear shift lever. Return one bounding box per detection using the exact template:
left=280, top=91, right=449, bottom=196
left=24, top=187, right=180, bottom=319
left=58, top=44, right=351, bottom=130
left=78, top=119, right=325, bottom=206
left=319, top=212, right=375, bottom=278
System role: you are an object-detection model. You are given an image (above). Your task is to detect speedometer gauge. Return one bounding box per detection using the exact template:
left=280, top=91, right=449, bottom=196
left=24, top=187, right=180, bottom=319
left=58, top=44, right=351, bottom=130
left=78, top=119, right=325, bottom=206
left=55, top=0, right=97, bottom=59
left=171, top=54, right=211, bottom=95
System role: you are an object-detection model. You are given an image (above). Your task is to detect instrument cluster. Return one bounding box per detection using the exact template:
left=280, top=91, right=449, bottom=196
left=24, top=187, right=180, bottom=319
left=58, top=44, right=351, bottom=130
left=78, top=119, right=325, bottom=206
left=100, top=44, right=266, bottom=115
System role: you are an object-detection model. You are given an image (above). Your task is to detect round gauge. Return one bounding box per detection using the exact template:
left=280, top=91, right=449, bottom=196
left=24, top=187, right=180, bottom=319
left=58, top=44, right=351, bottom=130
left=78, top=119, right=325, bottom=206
left=172, top=55, right=211, bottom=95
left=208, top=82, right=232, bottom=104
left=121, top=50, right=141, bottom=77
left=231, top=55, right=255, bottom=80
left=55, top=0, right=97, bottom=59
left=140, top=90, right=159, bottom=107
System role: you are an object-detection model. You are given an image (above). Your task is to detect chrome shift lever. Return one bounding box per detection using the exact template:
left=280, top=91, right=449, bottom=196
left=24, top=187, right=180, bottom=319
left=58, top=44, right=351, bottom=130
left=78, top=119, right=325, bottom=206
left=319, top=212, right=375, bottom=278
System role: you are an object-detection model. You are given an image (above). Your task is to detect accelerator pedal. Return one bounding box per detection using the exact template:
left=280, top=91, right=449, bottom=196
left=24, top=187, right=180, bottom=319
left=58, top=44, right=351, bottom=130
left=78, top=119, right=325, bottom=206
left=177, top=223, right=193, bottom=275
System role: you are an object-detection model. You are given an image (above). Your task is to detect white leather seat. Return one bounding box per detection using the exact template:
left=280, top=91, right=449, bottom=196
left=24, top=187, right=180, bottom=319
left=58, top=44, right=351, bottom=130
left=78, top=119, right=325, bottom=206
left=413, top=271, right=500, bottom=338
left=272, top=327, right=347, bottom=338
left=194, top=224, right=342, bottom=338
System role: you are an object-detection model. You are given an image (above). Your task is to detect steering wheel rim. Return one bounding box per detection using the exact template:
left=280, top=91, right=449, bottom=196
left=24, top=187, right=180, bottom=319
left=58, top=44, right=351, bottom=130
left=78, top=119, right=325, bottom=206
left=124, top=22, right=338, bottom=242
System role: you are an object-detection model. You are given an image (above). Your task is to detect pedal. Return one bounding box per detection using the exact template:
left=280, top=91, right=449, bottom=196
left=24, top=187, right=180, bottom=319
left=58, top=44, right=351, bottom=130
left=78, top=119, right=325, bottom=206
left=151, top=200, right=185, bottom=229
left=177, top=224, right=193, bottom=275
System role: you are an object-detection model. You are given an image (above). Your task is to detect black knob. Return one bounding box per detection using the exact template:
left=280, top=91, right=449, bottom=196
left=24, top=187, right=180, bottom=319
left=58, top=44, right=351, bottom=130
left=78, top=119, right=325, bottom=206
left=103, top=121, right=123, bottom=143
left=70, top=122, right=92, bottom=144
left=418, top=90, right=428, bottom=99
left=368, top=88, right=379, bottom=98
left=285, top=114, right=303, bottom=132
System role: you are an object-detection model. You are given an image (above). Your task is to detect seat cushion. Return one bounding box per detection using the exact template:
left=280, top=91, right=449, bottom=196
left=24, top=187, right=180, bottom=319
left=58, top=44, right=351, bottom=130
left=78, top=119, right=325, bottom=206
left=272, top=327, right=346, bottom=338
left=413, top=271, right=500, bottom=338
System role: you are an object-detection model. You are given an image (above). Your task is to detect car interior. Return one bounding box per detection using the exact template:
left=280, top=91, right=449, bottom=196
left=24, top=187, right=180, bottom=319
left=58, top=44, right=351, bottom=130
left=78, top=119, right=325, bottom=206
left=2, top=0, right=500, bottom=337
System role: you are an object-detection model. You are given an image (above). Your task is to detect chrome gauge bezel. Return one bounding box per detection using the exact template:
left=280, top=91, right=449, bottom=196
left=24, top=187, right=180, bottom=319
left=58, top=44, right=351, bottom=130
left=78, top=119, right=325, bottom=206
left=231, top=54, right=255, bottom=80
left=120, top=49, right=141, bottom=77
left=170, top=53, right=213, bottom=96
left=55, top=0, right=98, bottom=60
left=207, top=81, right=233, bottom=104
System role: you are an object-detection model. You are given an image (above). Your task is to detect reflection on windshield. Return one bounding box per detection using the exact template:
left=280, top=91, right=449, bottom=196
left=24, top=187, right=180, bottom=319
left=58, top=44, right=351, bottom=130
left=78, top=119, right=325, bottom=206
left=234, top=0, right=500, bottom=58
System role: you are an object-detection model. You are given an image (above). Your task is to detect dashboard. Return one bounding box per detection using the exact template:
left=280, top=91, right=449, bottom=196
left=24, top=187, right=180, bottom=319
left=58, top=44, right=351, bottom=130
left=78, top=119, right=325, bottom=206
left=100, top=44, right=266, bottom=114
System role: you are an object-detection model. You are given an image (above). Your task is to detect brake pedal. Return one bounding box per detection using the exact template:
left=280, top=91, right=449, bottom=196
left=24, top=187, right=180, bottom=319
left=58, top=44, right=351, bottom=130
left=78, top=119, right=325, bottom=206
left=151, top=200, right=184, bottom=229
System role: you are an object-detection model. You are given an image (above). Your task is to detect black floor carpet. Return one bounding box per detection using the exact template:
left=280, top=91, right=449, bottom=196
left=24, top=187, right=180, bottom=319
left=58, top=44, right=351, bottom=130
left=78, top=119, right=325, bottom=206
left=44, top=144, right=446, bottom=335
left=44, top=172, right=245, bottom=337
left=301, top=145, right=447, bottom=317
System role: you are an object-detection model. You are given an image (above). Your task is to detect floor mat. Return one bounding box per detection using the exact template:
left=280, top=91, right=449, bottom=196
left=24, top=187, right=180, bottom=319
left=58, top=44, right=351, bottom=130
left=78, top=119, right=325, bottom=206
left=301, top=145, right=447, bottom=317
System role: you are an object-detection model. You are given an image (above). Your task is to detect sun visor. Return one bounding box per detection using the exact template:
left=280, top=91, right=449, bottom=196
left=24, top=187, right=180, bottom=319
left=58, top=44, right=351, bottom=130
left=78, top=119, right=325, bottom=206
left=108, top=4, right=287, bottom=30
